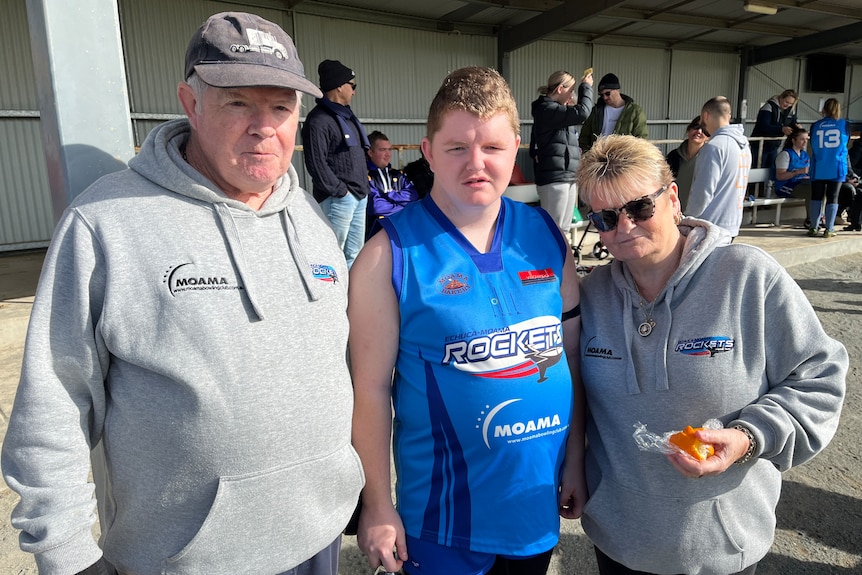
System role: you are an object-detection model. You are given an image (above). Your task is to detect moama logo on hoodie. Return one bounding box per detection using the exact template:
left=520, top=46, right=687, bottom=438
left=163, top=263, right=242, bottom=296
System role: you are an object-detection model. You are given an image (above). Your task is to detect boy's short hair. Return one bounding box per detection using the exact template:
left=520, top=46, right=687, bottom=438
left=426, top=66, right=519, bottom=140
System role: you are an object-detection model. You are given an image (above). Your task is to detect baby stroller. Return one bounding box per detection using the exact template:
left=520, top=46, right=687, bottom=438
left=572, top=212, right=610, bottom=271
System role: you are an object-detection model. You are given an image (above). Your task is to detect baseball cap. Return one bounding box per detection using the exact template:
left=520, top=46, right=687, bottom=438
left=184, top=12, right=322, bottom=98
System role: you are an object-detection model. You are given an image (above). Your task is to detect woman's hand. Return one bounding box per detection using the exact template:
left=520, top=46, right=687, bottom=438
left=559, top=455, right=587, bottom=519
left=666, top=427, right=752, bottom=479
left=357, top=502, right=408, bottom=573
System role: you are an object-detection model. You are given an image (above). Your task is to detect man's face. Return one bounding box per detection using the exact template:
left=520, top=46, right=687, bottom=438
left=600, top=88, right=624, bottom=108
left=183, top=84, right=299, bottom=199
left=421, top=110, right=520, bottom=212
left=700, top=110, right=718, bottom=137
left=331, top=78, right=357, bottom=106
left=368, top=139, right=392, bottom=168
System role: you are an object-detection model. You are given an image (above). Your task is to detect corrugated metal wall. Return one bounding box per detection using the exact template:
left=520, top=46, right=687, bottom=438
left=3, top=0, right=860, bottom=250
left=0, top=0, right=53, bottom=249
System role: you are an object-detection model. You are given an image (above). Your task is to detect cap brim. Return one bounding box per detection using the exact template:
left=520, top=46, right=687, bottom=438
left=194, top=63, right=323, bottom=98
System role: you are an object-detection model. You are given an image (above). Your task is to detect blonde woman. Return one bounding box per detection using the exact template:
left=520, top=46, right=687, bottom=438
left=530, top=70, right=594, bottom=236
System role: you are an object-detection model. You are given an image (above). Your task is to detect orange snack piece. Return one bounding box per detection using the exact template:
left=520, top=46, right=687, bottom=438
left=669, top=426, right=715, bottom=461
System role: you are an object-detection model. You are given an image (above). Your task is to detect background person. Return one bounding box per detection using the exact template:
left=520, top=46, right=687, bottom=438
left=575, top=134, right=847, bottom=575
left=579, top=73, right=648, bottom=152
left=365, top=130, right=419, bottom=238
left=773, top=126, right=811, bottom=198
left=750, top=89, right=800, bottom=175
left=1, top=12, right=364, bottom=575
left=302, top=59, right=370, bottom=266
left=686, top=96, right=751, bottom=238
left=808, top=98, right=851, bottom=238
left=349, top=66, right=584, bottom=575
left=665, top=116, right=708, bottom=210
left=530, top=69, right=594, bottom=236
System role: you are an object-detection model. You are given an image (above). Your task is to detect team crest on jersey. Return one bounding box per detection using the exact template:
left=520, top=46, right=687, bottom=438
left=675, top=336, right=734, bottom=357
left=310, top=263, right=339, bottom=283
left=442, top=316, right=563, bottom=382
left=518, top=268, right=556, bottom=285
left=437, top=272, right=471, bottom=295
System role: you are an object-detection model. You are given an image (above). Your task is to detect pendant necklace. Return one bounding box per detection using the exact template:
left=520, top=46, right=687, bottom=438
left=634, top=283, right=656, bottom=337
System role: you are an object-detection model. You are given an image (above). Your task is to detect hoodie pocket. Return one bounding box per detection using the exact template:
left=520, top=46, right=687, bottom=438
left=582, top=475, right=753, bottom=574
left=163, top=443, right=364, bottom=575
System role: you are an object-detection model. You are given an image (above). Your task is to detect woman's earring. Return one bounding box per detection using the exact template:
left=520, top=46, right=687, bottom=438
left=674, top=211, right=684, bottom=225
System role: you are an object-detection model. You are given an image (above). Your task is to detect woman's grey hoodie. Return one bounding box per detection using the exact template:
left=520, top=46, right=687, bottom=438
left=579, top=218, right=846, bottom=575
left=1, top=119, right=364, bottom=575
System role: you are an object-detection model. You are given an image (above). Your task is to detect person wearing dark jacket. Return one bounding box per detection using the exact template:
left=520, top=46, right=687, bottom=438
left=750, top=89, right=800, bottom=175
left=365, top=130, right=418, bottom=238
left=579, top=73, right=648, bottom=152
left=302, top=59, right=370, bottom=267
left=530, top=70, right=594, bottom=235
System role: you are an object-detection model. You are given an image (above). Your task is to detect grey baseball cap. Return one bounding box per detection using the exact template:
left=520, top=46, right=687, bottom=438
left=184, top=12, right=323, bottom=98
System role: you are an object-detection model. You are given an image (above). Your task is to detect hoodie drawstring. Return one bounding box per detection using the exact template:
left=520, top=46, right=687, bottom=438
left=214, top=203, right=267, bottom=321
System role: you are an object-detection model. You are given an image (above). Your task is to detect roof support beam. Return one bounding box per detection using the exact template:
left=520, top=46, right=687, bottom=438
left=748, top=21, right=862, bottom=65
left=498, top=0, right=628, bottom=54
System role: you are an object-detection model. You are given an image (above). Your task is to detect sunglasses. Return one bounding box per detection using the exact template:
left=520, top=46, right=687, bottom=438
left=347, top=81, right=357, bottom=90
left=587, top=187, right=666, bottom=232
left=600, top=91, right=614, bottom=98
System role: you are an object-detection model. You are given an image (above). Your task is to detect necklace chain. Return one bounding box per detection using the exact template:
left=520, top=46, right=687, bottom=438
left=634, top=283, right=657, bottom=337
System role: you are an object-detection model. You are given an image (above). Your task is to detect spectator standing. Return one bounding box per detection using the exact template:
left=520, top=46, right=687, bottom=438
left=750, top=89, right=800, bottom=174
left=808, top=98, right=850, bottom=238
left=579, top=73, right=648, bottom=152
left=365, top=130, right=419, bottom=237
left=687, top=96, right=752, bottom=238
left=350, top=67, right=584, bottom=575
left=665, top=116, right=709, bottom=210
left=575, top=134, right=847, bottom=575
left=303, top=59, right=370, bottom=266
left=530, top=70, right=594, bottom=235
left=1, top=12, right=363, bottom=575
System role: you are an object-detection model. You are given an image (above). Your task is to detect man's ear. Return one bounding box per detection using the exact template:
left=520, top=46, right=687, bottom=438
left=420, top=137, right=433, bottom=172
left=177, top=82, right=200, bottom=128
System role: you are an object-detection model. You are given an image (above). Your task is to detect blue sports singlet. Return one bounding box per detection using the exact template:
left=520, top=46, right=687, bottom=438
left=380, top=195, right=574, bottom=556
left=811, top=117, right=849, bottom=181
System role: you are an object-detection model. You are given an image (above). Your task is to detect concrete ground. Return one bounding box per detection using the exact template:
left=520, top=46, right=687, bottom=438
left=1, top=220, right=861, bottom=574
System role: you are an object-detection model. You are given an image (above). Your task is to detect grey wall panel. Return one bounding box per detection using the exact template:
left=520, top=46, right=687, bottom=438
left=292, top=14, right=495, bottom=122
left=1, top=0, right=38, bottom=109
left=0, top=120, right=53, bottom=248
left=0, top=1, right=52, bottom=249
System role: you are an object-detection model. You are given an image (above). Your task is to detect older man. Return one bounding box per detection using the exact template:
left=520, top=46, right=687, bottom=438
left=1, top=12, right=363, bottom=575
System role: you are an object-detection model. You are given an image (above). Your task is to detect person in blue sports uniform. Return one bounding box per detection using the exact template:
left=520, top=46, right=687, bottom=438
left=808, top=98, right=851, bottom=238
left=349, top=67, right=584, bottom=575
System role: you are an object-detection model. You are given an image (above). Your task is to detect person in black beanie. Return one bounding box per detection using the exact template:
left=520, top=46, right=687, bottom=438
left=579, top=72, right=648, bottom=152
left=302, top=59, right=371, bottom=267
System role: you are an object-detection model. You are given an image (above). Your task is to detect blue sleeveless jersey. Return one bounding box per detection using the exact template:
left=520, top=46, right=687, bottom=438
left=811, top=117, right=849, bottom=181
left=380, top=195, right=574, bottom=556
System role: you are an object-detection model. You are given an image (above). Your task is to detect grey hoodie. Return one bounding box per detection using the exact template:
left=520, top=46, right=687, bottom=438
left=579, top=218, right=846, bottom=575
left=2, top=119, right=364, bottom=575
left=686, top=124, right=752, bottom=236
